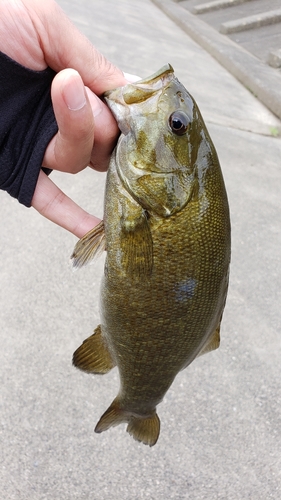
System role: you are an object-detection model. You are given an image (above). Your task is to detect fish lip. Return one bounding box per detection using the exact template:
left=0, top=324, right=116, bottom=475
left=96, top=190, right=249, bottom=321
left=104, top=64, right=178, bottom=135
left=104, top=64, right=175, bottom=107
left=104, top=63, right=174, bottom=99
left=132, top=63, right=174, bottom=86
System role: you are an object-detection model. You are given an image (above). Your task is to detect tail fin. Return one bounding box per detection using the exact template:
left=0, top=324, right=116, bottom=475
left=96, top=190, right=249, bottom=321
left=127, top=413, right=160, bottom=447
left=95, top=398, right=160, bottom=447
left=95, top=398, right=128, bottom=433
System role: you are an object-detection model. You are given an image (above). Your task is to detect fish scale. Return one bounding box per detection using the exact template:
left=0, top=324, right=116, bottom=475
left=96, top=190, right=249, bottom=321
left=71, top=64, right=231, bottom=446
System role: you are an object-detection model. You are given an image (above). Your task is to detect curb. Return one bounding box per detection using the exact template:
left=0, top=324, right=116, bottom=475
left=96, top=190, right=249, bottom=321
left=152, top=0, right=281, bottom=123
left=220, top=9, right=281, bottom=34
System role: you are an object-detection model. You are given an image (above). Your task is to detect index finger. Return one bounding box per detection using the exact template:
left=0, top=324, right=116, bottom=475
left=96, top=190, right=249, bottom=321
left=31, top=170, right=100, bottom=238
left=28, top=0, right=127, bottom=94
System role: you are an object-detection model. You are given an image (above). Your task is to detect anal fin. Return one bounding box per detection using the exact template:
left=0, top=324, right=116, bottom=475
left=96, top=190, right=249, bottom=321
left=73, top=325, right=115, bottom=374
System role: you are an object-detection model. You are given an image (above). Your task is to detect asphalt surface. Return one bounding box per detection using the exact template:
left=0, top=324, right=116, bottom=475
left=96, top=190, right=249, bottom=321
left=1, top=0, right=281, bottom=499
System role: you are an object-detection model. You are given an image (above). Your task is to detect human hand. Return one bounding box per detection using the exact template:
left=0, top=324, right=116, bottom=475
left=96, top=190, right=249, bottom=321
left=0, top=0, right=128, bottom=237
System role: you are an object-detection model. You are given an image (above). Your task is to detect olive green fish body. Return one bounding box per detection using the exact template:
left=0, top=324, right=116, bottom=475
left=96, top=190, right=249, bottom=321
left=72, top=65, right=231, bottom=446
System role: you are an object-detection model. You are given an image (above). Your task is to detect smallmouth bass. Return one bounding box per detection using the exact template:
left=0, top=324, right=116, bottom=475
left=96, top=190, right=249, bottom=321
left=71, top=64, right=231, bottom=447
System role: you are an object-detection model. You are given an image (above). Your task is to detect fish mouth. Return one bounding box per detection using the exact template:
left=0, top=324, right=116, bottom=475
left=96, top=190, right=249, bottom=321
left=122, top=64, right=174, bottom=105
left=104, top=64, right=175, bottom=106
left=104, top=64, right=177, bottom=136
left=133, top=63, right=174, bottom=86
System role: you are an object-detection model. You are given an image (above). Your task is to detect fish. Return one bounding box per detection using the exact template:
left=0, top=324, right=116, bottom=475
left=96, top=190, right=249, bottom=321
left=71, top=64, right=231, bottom=447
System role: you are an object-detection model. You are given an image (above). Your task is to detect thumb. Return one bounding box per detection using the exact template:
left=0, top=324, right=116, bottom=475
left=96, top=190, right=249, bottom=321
left=44, top=68, right=120, bottom=173
left=43, top=68, right=96, bottom=172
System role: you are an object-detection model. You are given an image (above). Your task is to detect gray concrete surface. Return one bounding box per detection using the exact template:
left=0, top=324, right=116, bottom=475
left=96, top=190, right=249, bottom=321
left=179, top=0, right=281, bottom=64
left=1, top=0, right=281, bottom=498
left=155, top=0, right=281, bottom=120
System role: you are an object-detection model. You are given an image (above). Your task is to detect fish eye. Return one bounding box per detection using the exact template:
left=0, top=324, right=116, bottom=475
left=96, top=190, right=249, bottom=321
left=169, top=111, right=190, bottom=136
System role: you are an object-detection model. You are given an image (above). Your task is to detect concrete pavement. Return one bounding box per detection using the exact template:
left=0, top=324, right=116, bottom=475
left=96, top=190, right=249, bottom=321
left=0, top=0, right=281, bottom=498
left=154, top=0, right=281, bottom=121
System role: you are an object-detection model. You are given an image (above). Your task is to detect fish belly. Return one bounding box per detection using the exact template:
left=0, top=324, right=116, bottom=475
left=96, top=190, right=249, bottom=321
left=101, top=208, right=229, bottom=415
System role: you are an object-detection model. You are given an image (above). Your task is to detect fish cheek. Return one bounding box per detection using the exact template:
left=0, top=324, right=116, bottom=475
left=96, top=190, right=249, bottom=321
left=163, top=130, right=193, bottom=172
left=135, top=172, right=197, bottom=217
left=133, top=128, right=158, bottom=169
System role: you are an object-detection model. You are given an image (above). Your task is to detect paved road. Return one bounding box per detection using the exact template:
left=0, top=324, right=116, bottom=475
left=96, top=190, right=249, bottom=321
left=1, top=1, right=281, bottom=499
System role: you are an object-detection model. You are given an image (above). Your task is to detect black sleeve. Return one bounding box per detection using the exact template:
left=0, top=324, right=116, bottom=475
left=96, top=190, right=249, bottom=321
left=0, top=51, right=58, bottom=207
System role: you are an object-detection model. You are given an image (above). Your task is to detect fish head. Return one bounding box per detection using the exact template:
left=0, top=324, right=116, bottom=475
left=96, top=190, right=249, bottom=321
left=104, top=64, right=217, bottom=217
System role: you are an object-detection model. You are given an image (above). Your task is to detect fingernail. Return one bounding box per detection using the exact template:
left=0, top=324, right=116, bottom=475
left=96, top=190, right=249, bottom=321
left=63, top=70, right=87, bottom=111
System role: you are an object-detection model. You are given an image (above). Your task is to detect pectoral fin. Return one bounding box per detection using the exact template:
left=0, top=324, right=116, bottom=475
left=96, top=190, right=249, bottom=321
left=197, top=323, right=221, bottom=357
left=120, top=202, right=153, bottom=277
left=71, top=220, right=105, bottom=268
left=73, top=325, right=115, bottom=374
